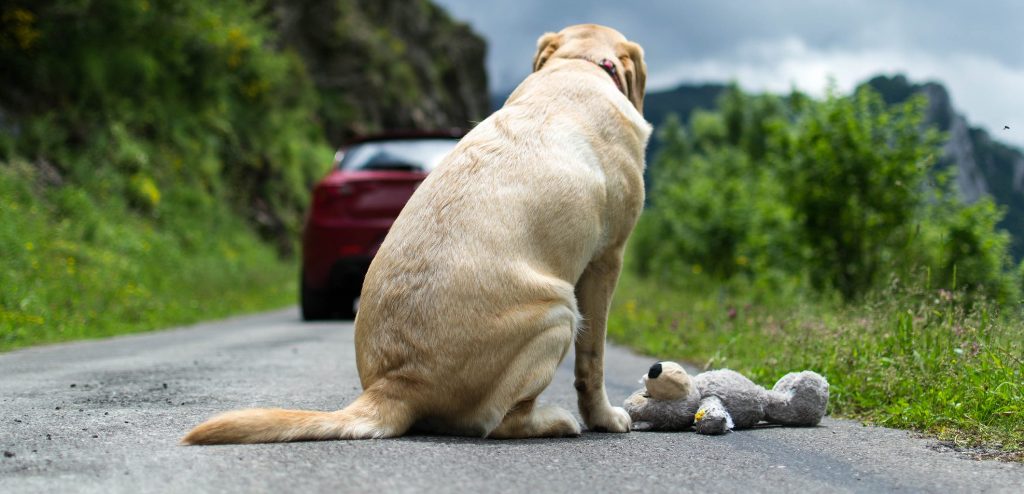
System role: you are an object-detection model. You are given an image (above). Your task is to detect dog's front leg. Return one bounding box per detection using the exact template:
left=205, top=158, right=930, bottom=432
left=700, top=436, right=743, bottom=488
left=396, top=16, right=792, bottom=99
left=573, top=252, right=631, bottom=433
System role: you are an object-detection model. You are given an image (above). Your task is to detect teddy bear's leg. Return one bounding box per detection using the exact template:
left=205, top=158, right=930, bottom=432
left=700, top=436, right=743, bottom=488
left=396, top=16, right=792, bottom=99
left=485, top=321, right=581, bottom=439
left=574, top=253, right=632, bottom=433
left=694, top=396, right=734, bottom=435
left=764, top=371, right=830, bottom=426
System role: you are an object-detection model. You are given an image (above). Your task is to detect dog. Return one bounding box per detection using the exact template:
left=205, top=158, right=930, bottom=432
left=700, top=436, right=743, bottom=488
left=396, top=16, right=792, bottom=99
left=183, top=24, right=650, bottom=444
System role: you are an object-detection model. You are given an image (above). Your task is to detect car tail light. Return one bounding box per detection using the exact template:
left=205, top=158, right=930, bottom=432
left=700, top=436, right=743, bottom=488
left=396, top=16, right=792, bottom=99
left=311, top=183, right=354, bottom=220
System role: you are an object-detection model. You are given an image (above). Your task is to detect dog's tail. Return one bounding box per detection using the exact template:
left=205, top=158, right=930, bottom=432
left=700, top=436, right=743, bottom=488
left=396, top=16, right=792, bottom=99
left=181, top=391, right=415, bottom=445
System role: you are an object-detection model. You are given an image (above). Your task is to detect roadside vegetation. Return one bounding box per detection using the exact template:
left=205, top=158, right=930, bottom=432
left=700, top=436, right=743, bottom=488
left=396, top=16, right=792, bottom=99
left=609, top=85, right=1024, bottom=459
left=0, top=1, right=329, bottom=351
left=0, top=1, right=485, bottom=351
left=0, top=160, right=297, bottom=352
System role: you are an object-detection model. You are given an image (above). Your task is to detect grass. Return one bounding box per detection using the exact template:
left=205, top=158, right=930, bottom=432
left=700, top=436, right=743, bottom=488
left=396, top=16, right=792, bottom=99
left=0, top=161, right=297, bottom=353
left=608, top=269, right=1024, bottom=461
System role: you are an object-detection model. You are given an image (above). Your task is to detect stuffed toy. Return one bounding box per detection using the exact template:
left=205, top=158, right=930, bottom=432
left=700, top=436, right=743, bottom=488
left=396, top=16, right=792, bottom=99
left=623, top=361, right=829, bottom=434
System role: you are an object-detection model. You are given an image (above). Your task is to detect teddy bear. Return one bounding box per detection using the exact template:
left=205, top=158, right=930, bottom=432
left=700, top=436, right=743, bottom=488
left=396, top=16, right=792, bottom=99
left=623, top=361, right=829, bottom=434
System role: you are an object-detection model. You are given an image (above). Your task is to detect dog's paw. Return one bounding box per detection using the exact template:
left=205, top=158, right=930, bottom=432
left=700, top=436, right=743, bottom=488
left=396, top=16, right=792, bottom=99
left=586, top=406, right=632, bottom=433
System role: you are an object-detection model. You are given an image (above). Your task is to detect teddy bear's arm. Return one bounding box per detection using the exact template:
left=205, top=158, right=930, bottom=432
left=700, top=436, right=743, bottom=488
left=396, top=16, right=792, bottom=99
left=693, top=396, right=734, bottom=435
left=623, top=388, right=699, bottom=431
left=624, top=393, right=663, bottom=432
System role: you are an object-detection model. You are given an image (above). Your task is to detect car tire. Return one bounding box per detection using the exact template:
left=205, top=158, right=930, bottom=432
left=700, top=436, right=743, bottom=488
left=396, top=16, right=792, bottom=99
left=335, top=289, right=357, bottom=321
left=301, top=277, right=358, bottom=321
left=300, top=278, right=332, bottom=321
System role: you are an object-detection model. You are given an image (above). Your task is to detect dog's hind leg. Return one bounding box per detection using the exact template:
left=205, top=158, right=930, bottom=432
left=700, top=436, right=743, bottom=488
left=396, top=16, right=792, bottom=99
left=485, top=320, right=581, bottom=439
left=489, top=400, right=580, bottom=439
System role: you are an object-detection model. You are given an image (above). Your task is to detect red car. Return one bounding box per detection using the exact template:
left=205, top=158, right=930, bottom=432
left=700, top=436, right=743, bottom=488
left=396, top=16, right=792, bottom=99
left=300, top=131, right=465, bottom=320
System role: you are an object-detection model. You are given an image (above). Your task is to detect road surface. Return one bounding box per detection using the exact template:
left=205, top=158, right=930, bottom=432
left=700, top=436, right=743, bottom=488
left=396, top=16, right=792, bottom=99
left=2, top=309, right=1022, bottom=493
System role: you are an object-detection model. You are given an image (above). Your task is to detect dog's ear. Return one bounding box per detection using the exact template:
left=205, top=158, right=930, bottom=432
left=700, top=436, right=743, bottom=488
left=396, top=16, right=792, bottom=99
left=618, top=41, right=647, bottom=113
left=533, top=32, right=561, bottom=72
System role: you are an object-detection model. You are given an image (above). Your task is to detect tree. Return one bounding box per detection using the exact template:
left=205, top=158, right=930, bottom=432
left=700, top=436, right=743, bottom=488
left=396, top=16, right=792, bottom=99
left=632, top=97, right=799, bottom=290
left=772, top=87, right=941, bottom=299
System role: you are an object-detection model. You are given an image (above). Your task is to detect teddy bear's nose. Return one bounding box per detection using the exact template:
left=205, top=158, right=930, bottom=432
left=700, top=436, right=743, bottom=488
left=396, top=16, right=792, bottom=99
left=648, top=363, right=663, bottom=379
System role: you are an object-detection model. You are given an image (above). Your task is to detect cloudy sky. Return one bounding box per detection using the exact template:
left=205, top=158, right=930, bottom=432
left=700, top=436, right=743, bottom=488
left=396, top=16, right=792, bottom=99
left=434, top=0, right=1023, bottom=147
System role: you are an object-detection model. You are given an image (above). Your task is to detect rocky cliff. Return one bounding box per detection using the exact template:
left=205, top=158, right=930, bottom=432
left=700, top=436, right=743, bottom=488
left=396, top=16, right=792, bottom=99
left=867, top=75, right=1024, bottom=259
left=0, top=0, right=490, bottom=252
left=269, top=0, right=489, bottom=145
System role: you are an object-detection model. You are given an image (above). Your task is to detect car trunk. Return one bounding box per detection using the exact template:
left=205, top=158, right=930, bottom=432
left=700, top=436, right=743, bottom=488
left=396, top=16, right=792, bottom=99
left=312, top=171, right=427, bottom=220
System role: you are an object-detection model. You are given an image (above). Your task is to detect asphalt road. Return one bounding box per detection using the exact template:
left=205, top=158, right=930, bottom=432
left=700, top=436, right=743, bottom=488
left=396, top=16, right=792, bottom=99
left=1, top=309, right=1022, bottom=493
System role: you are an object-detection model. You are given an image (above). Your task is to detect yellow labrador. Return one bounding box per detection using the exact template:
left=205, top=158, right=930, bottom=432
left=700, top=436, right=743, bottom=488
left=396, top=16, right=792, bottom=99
left=183, top=24, right=650, bottom=444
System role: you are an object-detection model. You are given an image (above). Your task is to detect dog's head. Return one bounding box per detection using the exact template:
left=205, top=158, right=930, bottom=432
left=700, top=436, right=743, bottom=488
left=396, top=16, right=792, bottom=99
left=532, top=24, right=647, bottom=113
left=642, top=361, right=692, bottom=401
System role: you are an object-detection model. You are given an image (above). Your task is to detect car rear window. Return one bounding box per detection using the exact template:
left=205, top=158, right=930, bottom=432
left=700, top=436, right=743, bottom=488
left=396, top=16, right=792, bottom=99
left=338, top=139, right=458, bottom=172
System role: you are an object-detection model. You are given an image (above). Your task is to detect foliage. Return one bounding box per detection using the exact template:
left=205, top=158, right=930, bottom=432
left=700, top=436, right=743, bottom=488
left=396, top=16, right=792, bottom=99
left=918, top=195, right=1020, bottom=305
left=0, top=161, right=295, bottom=352
left=774, top=87, right=941, bottom=299
left=0, top=0, right=330, bottom=350
left=632, top=113, right=802, bottom=292
left=634, top=84, right=1021, bottom=303
left=0, top=0, right=486, bottom=350
left=643, top=76, right=1024, bottom=264
left=1, top=0, right=333, bottom=249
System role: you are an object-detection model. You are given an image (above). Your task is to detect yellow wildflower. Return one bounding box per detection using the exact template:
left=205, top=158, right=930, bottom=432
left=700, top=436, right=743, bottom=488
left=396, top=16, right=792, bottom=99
left=625, top=299, right=637, bottom=318
left=5, top=8, right=41, bottom=50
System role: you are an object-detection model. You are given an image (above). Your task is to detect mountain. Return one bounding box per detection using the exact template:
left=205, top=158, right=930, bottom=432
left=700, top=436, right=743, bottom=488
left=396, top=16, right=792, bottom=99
left=637, top=76, right=1024, bottom=259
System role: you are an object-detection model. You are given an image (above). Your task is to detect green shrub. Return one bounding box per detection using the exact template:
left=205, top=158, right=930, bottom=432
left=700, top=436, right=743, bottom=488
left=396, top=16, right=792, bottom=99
left=0, top=0, right=334, bottom=349
left=635, top=83, right=1021, bottom=304
left=1, top=0, right=333, bottom=247
left=773, top=87, right=942, bottom=299
left=632, top=113, right=801, bottom=293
